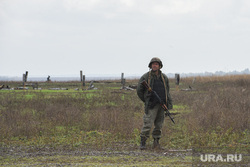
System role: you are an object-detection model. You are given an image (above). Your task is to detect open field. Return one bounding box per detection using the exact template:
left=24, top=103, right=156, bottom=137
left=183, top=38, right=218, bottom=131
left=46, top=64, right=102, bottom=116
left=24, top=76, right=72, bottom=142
left=0, top=75, right=249, bottom=166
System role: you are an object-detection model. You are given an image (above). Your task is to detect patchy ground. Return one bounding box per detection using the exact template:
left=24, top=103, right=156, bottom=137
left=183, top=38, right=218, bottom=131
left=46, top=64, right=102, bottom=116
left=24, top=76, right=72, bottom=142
left=0, top=146, right=193, bottom=166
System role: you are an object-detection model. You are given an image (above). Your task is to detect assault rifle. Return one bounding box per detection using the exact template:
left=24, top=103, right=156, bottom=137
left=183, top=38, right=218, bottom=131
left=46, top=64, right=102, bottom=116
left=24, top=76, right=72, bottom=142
left=141, top=80, right=175, bottom=124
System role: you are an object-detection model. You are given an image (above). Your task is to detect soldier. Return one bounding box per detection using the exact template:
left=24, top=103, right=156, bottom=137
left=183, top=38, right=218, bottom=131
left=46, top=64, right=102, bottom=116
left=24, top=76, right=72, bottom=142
left=137, top=57, right=173, bottom=150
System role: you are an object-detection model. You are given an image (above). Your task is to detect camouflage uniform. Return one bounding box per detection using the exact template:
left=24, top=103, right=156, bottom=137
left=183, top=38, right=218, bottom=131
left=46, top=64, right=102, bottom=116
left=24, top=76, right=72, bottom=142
left=137, top=58, right=173, bottom=149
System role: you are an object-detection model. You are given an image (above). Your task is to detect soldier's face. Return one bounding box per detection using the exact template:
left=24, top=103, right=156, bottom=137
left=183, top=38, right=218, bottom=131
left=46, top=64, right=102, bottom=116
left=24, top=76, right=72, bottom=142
left=151, top=62, right=160, bottom=71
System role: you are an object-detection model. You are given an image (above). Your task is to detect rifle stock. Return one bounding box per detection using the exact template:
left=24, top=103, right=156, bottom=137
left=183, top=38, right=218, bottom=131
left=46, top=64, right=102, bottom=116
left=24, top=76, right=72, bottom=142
left=141, top=80, right=175, bottom=124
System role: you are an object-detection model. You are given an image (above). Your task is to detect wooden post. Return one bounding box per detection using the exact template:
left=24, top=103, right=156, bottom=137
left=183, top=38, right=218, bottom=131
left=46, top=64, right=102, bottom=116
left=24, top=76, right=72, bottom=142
left=25, top=71, right=28, bottom=82
left=175, top=73, right=180, bottom=91
left=82, top=75, right=85, bottom=90
left=121, top=73, right=124, bottom=84
left=122, top=78, right=126, bottom=89
left=80, top=70, right=83, bottom=81
left=47, top=75, right=51, bottom=82
left=88, top=80, right=94, bottom=90
left=22, top=71, right=28, bottom=88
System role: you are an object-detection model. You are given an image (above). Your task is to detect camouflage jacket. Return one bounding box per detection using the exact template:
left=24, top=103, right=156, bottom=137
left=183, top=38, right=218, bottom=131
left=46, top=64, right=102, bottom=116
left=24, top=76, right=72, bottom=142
left=137, top=70, right=173, bottom=113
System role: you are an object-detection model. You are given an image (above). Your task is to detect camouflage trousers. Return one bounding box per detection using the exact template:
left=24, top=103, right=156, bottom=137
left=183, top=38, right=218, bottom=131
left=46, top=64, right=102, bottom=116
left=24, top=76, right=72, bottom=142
left=140, top=103, right=165, bottom=139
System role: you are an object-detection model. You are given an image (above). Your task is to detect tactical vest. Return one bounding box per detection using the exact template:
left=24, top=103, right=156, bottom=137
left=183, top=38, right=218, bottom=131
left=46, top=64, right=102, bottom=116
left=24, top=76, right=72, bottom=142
left=147, top=70, right=168, bottom=105
left=152, top=77, right=166, bottom=103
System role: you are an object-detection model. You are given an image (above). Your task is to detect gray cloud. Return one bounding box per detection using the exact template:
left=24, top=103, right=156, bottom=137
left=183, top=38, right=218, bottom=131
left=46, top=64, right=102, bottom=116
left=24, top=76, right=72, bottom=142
left=0, top=0, right=250, bottom=76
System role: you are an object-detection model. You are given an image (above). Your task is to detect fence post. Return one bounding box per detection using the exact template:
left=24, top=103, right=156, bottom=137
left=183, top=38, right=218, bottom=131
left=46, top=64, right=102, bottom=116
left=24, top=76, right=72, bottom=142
left=122, top=78, right=126, bottom=89
left=121, top=73, right=124, bottom=84
left=121, top=73, right=126, bottom=89
left=25, top=71, right=28, bottom=82
left=82, top=75, right=85, bottom=90
left=80, top=70, right=83, bottom=81
left=23, top=71, right=28, bottom=88
left=175, top=73, right=180, bottom=91
left=47, top=75, right=51, bottom=82
left=88, top=80, right=94, bottom=90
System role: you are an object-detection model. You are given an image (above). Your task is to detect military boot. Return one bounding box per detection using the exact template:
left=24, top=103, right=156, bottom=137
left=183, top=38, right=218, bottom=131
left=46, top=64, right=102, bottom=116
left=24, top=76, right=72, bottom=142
left=140, top=137, right=147, bottom=150
left=153, top=138, right=160, bottom=149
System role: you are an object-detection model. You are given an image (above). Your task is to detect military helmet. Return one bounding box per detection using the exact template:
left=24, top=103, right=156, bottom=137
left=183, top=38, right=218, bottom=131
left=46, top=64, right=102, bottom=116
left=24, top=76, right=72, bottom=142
left=148, top=57, right=163, bottom=69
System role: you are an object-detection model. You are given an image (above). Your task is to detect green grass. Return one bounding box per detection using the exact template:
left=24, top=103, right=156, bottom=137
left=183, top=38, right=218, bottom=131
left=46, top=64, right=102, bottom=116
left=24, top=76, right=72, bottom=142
left=172, top=104, right=191, bottom=114
left=0, top=78, right=249, bottom=166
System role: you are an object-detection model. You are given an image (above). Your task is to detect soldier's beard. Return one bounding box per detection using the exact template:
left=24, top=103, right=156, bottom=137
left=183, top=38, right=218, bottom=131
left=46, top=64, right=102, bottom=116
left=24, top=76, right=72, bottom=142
left=151, top=68, right=159, bottom=72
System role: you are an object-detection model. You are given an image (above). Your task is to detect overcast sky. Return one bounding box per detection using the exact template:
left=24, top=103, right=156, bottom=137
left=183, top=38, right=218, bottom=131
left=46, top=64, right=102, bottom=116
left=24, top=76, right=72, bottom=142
left=1, top=0, right=250, bottom=77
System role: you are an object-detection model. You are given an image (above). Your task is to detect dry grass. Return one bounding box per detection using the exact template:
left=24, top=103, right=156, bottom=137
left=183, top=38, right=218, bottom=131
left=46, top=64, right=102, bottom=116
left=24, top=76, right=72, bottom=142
left=0, top=75, right=249, bottom=149
left=175, top=75, right=250, bottom=131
